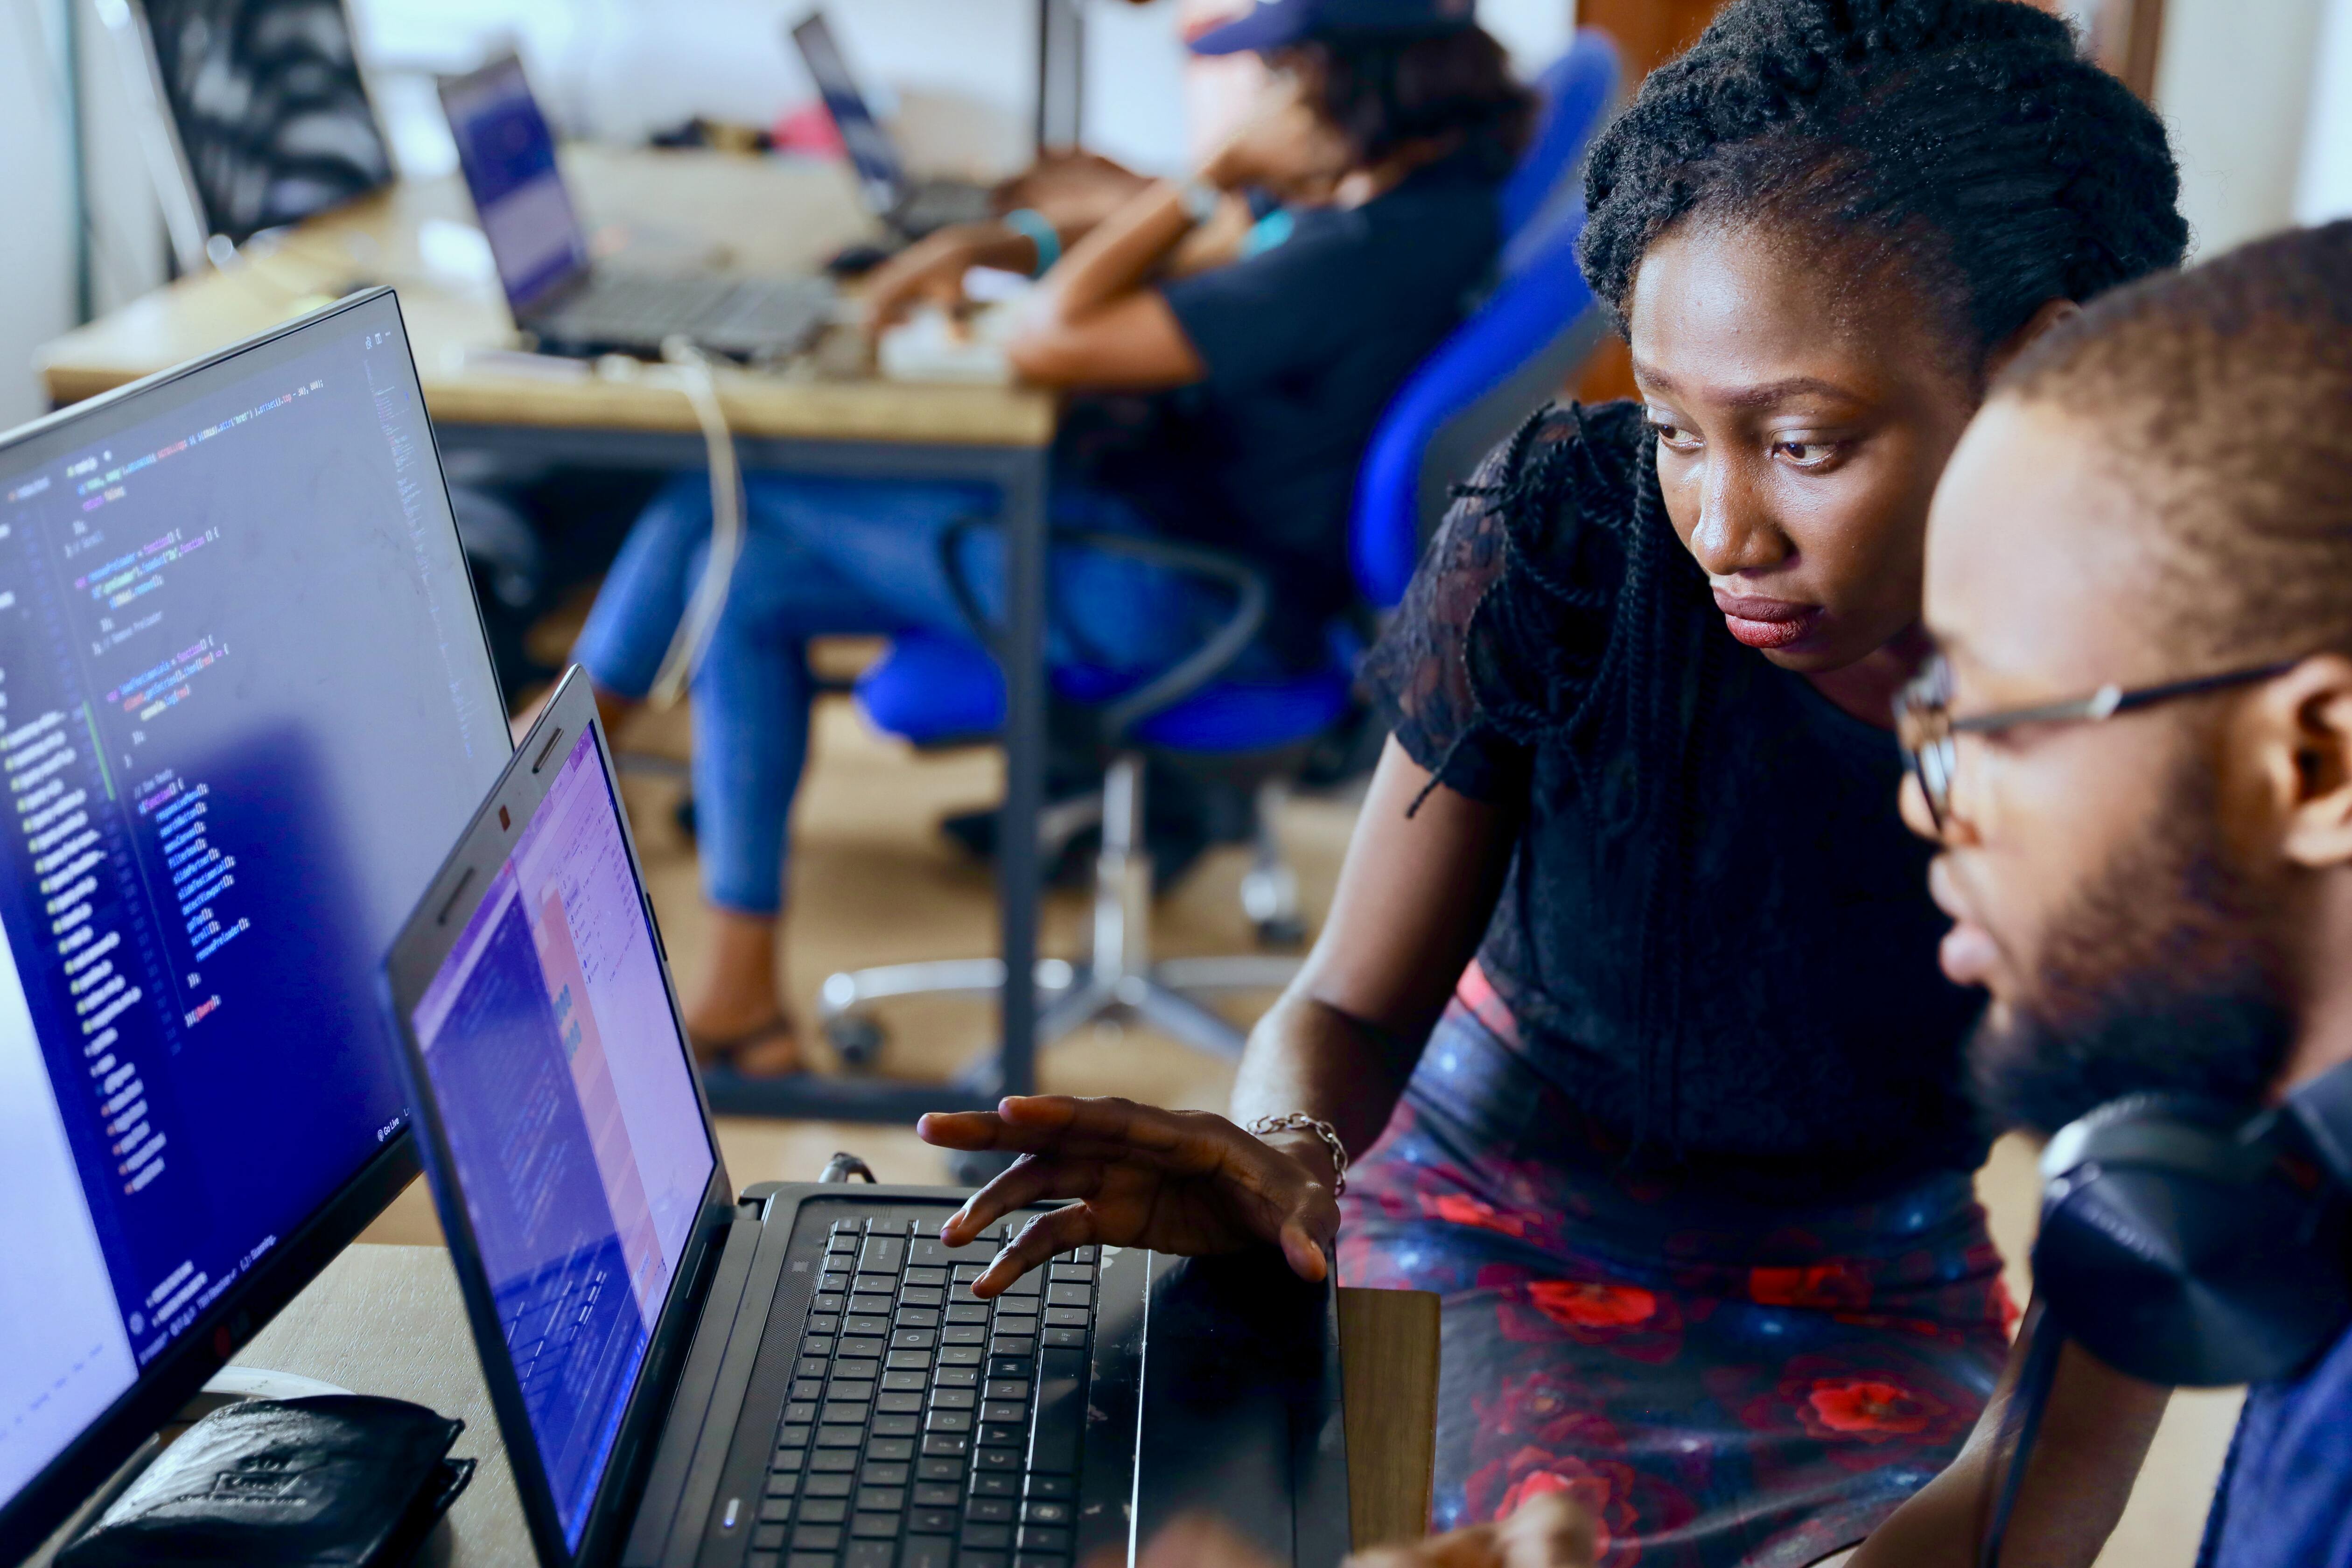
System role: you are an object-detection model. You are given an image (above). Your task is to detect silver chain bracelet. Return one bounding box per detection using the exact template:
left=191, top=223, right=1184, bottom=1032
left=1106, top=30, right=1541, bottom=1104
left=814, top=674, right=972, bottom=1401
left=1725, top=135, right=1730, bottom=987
left=1246, top=1113, right=1349, bottom=1197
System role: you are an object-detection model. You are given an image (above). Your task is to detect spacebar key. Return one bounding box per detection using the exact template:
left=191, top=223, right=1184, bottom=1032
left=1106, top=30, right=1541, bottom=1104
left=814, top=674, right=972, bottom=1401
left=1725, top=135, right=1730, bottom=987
left=1027, top=1348, right=1086, bottom=1474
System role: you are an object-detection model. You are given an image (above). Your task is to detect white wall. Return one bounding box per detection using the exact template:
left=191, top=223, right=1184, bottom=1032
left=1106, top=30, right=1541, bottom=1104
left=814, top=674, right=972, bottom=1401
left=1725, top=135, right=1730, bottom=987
left=2298, top=0, right=2352, bottom=224
left=2154, top=0, right=2330, bottom=256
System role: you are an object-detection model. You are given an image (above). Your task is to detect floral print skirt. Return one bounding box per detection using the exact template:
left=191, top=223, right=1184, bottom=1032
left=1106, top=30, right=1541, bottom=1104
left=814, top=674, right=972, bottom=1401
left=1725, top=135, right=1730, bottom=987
left=1338, top=968, right=2014, bottom=1568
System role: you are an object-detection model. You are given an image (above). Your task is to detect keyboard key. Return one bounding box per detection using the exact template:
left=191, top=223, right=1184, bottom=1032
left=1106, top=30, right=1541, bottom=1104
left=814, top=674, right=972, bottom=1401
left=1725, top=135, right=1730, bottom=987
left=760, top=1524, right=791, bottom=1547
left=862, top=1463, right=911, bottom=1487
left=984, top=1380, right=1030, bottom=1401
left=768, top=1473, right=801, bottom=1498
left=960, top=1553, right=1008, bottom=1568
left=972, top=1447, right=1024, bottom=1473
left=909, top=1240, right=959, bottom=1267
left=871, top=1415, right=919, bottom=1438
left=822, top=1405, right=870, bottom=1427
left=794, top=1526, right=843, bottom=1551
left=943, top=1325, right=987, bottom=1347
left=866, top=1218, right=911, bottom=1236
left=933, top=1366, right=979, bottom=1389
left=1043, top=1328, right=1086, bottom=1351
left=820, top=1272, right=854, bottom=1293
left=818, top=1425, right=865, bottom=1448
left=794, top=1378, right=829, bottom=1401
left=1022, top=1502, right=1072, bottom=1526
left=1044, top=1284, right=1089, bottom=1309
left=1019, top=1527, right=1072, bottom=1552
left=903, top=1266, right=949, bottom=1288
left=980, top=1221, right=1010, bottom=1241
left=962, top=1524, right=1013, bottom=1549
left=970, top=1473, right=1019, bottom=1499
left=1030, top=1349, right=1085, bottom=1473
left=951, top=1264, right=988, bottom=1283
left=980, top=1403, right=1026, bottom=1425
left=916, top=1459, right=963, bottom=1483
left=1071, top=1246, right=1097, bottom=1263
left=988, top=1357, right=1032, bottom=1379
left=763, top=1498, right=794, bottom=1523
left=977, top=1422, right=1026, bottom=1447
left=828, top=1232, right=859, bottom=1253
left=1046, top=1264, right=1093, bottom=1284
left=841, top=1337, right=888, bottom=1359
left=848, top=1543, right=896, bottom=1568
left=806, top=1474, right=854, bottom=1498
left=967, top=1498, right=1015, bottom=1523
left=1024, top=1476, right=1075, bottom=1500
left=896, top=1309, right=941, bottom=1330
left=1041, top=1308, right=1087, bottom=1330
left=991, top=1309, right=1037, bottom=1332
left=894, top=1330, right=939, bottom=1351
left=789, top=1555, right=830, bottom=1568
left=921, top=1433, right=971, bottom=1457
left=801, top=1500, right=849, bottom=1525
left=814, top=1295, right=847, bottom=1316
left=851, top=1295, right=895, bottom=1317
left=899, top=1287, right=945, bottom=1309
left=925, top=1410, right=973, bottom=1433
left=945, top=1304, right=989, bottom=1325
left=868, top=1439, right=915, bottom=1462
left=779, top=1426, right=813, bottom=1451
left=884, top=1369, right=926, bottom=1392
left=903, top=1537, right=954, bottom=1568
left=888, top=1350, right=933, bottom=1371
left=812, top=1449, right=859, bottom=1473
left=860, top=1236, right=908, bottom=1273
left=856, top=1487, right=906, bottom=1513
left=1017, top=1554, right=1071, bottom=1568
left=798, top=1358, right=832, bottom=1380
left=786, top=1401, right=821, bottom=1425
left=988, top=1337, right=1035, bottom=1358
left=832, top=1375, right=877, bottom=1396
left=910, top=1508, right=958, bottom=1535
left=852, top=1515, right=902, bottom=1540
left=846, top=1315, right=892, bottom=1337
left=999, top=1273, right=1041, bottom=1298
left=930, top=1388, right=976, bottom=1410
left=833, top=1219, right=864, bottom=1235
left=810, top=1315, right=843, bottom=1336
left=915, top=1483, right=960, bottom=1508
left=879, top=1391, right=923, bottom=1414
left=940, top=1345, right=985, bottom=1366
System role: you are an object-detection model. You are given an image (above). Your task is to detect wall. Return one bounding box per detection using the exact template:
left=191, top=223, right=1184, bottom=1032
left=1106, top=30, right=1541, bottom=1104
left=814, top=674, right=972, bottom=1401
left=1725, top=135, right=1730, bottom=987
left=2154, top=0, right=2330, bottom=255
left=2299, top=0, right=2352, bottom=224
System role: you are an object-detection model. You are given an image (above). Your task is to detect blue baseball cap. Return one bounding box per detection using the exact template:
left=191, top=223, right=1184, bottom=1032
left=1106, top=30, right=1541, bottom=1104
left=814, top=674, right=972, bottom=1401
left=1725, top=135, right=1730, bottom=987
left=1187, top=0, right=1476, bottom=56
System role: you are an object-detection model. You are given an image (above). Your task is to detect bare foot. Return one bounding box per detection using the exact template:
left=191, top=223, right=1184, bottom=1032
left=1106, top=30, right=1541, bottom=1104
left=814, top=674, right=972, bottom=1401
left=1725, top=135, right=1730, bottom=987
left=684, top=907, right=802, bottom=1077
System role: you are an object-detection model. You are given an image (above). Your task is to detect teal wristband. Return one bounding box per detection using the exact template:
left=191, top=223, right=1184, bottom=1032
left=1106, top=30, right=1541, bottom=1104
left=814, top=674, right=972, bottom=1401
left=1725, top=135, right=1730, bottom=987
left=1003, top=208, right=1060, bottom=278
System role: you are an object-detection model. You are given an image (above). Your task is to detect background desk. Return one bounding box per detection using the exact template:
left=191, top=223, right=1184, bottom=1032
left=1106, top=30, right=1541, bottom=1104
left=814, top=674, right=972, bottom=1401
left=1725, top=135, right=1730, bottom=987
left=35, top=149, right=1059, bottom=1121
left=228, top=1244, right=1438, bottom=1565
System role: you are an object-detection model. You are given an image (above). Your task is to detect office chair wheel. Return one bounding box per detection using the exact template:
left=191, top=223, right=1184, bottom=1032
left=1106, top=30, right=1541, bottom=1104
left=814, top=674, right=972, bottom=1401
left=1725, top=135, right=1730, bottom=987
left=946, top=1148, right=1019, bottom=1187
left=824, top=1013, right=886, bottom=1071
left=1253, top=915, right=1307, bottom=949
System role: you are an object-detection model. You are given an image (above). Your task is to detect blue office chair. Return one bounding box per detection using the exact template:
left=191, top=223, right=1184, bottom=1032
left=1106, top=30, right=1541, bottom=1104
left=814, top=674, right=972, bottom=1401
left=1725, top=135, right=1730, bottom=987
left=821, top=203, right=1605, bottom=1065
left=1498, top=30, right=1621, bottom=248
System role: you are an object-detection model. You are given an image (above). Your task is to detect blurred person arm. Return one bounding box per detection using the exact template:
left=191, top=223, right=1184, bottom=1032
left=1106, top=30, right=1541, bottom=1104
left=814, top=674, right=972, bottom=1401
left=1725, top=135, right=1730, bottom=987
left=1845, top=1314, right=2170, bottom=1568
left=920, top=741, right=1517, bottom=1288
left=1130, top=1492, right=1595, bottom=1568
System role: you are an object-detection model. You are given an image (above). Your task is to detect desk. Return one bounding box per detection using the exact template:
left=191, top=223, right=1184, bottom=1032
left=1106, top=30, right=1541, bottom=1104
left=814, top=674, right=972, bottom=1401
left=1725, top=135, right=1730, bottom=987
left=223, top=1245, right=1438, bottom=1563
left=36, top=148, right=1058, bottom=1120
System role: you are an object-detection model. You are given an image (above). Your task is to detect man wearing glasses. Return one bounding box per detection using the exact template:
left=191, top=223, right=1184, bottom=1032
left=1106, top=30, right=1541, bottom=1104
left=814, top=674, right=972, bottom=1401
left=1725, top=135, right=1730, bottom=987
left=1850, top=220, right=2352, bottom=1568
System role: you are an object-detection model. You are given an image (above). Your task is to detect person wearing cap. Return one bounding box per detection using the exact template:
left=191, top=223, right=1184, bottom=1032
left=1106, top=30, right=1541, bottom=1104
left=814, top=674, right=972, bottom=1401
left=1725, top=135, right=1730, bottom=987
left=562, top=0, right=1532, bottom=1077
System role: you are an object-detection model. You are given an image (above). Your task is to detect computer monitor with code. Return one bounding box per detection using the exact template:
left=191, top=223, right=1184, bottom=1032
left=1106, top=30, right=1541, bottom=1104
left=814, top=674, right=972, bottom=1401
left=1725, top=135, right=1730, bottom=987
left=0, top=289, right=505, bottom=1557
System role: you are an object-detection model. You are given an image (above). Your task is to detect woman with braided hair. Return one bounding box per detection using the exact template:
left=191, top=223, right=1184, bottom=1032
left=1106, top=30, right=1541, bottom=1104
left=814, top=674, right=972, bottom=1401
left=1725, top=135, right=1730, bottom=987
left=920, top=1, right=2187, bottom=1561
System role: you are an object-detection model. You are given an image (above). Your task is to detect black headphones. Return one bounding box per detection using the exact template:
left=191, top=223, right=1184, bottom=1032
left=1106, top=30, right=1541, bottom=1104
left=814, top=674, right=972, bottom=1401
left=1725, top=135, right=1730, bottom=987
left=2032, top=1058, right=2352, bottom=1387
left=1975, top=1063, right=2352, bottom=1566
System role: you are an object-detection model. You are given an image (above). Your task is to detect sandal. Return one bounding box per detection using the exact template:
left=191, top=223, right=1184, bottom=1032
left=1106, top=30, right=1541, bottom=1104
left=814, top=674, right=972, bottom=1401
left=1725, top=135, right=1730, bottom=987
left=688, top=1015, right=805, bottom=1079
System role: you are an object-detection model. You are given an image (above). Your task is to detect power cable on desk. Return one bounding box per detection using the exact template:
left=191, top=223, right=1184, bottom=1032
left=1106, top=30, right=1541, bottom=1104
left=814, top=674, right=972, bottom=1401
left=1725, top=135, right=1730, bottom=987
left=644, top=336, right=744, bottom=708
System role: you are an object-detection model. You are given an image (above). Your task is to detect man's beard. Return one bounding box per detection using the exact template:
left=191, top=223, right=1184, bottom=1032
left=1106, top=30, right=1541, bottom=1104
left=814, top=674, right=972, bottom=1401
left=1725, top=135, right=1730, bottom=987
left=1969, top=752, right=2296, bottom=1137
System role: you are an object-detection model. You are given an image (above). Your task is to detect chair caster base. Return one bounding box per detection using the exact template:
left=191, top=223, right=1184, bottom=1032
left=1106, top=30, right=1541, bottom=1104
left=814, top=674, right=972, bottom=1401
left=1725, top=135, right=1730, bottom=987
left=824, top=1013, right=886, bottom=1071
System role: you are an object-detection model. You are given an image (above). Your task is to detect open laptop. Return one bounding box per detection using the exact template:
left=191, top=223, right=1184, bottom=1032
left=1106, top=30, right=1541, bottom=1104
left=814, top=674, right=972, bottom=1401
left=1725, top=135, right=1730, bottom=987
left=381, top=669, right=1352, bottom=1568
left=439, top=55, right=834, bottom=362
left=791, top=13, right=998, bottom=241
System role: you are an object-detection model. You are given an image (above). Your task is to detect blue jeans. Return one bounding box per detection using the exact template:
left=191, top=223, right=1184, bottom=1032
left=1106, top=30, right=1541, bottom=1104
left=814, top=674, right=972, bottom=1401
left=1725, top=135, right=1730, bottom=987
left=574, top=472, right=1244, bottom=914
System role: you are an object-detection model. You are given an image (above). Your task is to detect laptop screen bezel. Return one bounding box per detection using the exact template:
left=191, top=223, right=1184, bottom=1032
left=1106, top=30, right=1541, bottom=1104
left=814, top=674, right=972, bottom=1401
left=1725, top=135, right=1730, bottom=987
left=382, top=668, right=735, bottom=1568
left=0, top=288, right=504, bottom=1563
left=435, top=53, right=594, bottom=319
left=790, top=12, right=908, bottom=211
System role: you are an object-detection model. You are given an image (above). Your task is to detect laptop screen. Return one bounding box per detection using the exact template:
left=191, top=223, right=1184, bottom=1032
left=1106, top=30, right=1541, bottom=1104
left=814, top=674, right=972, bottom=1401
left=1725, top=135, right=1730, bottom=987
left=439, top=56, right=592, bottom=315
left=791, top=14, right=907, bottom=211
left=408, top=728, right=715, bottom=1548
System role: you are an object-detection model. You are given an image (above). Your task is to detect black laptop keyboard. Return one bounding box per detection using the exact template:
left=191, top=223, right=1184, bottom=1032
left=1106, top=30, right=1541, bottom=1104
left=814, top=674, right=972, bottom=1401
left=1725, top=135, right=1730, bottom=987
left=749, top=1216, right=1096, bottom=1568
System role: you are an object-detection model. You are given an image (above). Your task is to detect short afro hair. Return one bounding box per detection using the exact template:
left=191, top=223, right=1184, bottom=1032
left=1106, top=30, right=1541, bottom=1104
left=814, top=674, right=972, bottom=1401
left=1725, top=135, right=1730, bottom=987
left=1576, top=0, right=2188, bottom=366
left=1997, top=220, right=2352, bottom=665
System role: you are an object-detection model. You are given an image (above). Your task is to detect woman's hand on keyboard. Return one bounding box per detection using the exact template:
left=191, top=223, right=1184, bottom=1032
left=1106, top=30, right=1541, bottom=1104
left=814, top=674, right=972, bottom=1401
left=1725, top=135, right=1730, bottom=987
left=917, top=1094, right=1343, bottom=1291
left=1127, top=1492, right=1596, bottom=1568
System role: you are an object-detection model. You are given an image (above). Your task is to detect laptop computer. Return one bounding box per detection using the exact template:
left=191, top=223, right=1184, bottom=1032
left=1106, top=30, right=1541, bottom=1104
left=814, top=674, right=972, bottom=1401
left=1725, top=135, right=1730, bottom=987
left=790, top=13, right=998, bottom=241
left=438, top=55, right=834, bottom=363
left=380, top=668, right=1352, bottom=1568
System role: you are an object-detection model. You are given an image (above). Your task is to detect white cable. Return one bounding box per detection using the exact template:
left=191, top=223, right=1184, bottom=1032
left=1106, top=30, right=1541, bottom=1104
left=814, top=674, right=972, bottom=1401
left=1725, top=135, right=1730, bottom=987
left=647, top=336, right=745, bottom=708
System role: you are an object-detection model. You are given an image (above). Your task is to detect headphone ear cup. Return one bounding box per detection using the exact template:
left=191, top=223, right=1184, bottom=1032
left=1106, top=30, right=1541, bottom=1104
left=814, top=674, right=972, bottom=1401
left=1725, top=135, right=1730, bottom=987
left=2034, top=1100, right=2352, bottom=1387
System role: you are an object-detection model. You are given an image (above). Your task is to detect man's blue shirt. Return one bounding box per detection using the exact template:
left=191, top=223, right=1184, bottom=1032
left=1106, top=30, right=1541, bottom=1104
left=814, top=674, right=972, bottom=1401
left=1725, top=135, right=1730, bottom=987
left=2199, top=1322, right=2352, bottom=1568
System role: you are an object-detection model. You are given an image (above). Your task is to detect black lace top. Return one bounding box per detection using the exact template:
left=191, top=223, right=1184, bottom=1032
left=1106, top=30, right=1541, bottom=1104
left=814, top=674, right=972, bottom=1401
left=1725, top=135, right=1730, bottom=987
left=1362, top=402, right=1987, bottom=1201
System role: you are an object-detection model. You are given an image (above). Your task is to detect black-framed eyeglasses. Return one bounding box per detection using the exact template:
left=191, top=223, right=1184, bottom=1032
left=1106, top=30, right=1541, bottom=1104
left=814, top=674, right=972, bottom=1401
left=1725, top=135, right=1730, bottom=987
left=1893, top=651, right=2302, bottom=834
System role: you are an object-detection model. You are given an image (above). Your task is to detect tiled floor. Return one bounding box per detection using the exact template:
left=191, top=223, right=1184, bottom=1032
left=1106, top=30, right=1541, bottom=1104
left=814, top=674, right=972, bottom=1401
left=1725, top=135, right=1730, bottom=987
left=360, top=690, right=2240, bottom=1565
